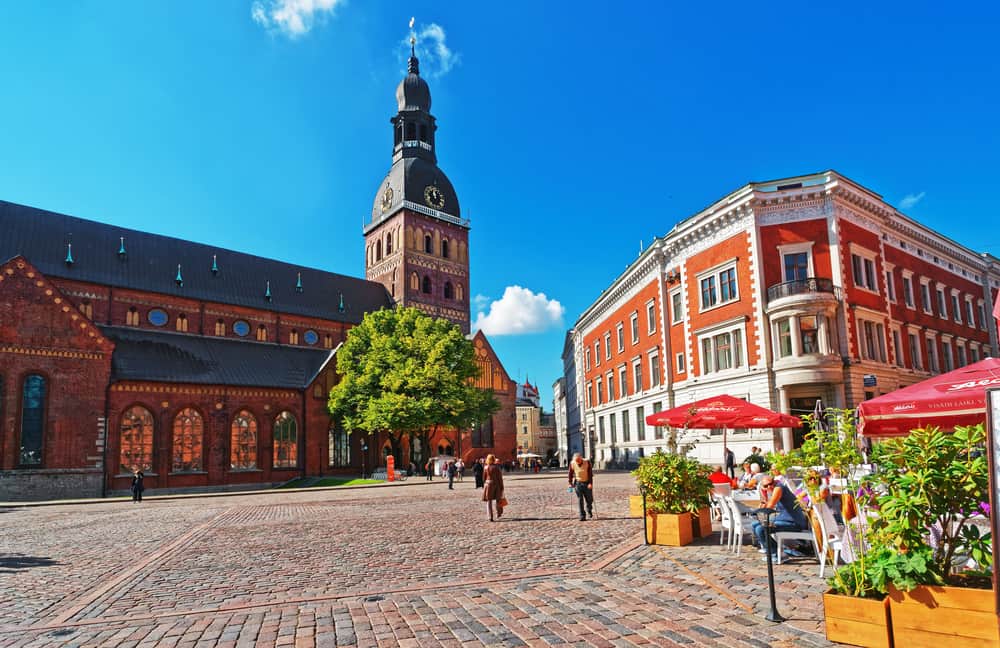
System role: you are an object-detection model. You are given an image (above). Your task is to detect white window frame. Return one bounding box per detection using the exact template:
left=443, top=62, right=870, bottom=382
left=676, top=351, right=686, bottom=374
left=630, top=311, right=639, bottom=345
left=885, top=265, right=896, bottom=303
left=777, top=242, right=815, bottom=282
left=594, top=340, right=601, bottom=366
left=907, top=329, right=922, bottom=370
left=607, top=371, right=615, bottom=401
left=604, top=333, right=612, bottom=360
left=857, top=316, right=887, bottom=364
left=925, top=334, right=939, bottom=374
left=618, top=366, right=628, bottom=398
left=950, top=289, right=961, bottom=324
left=892, top=327, right=904, bottom=367
left=632, top=359, right=643, bottom=393
left=978, top=301, right=987, bottom=330
left=697, top=258, right=739, bottom=312
left=646, top=300, right=656, bottom=334
left=695, top=318, right=746, bottom=375
left=935, top=284, right=948, bottom=320
left=670, top=289, right=683, bottom=324
left=775, top=317, right=793, bottom=358
left=901, top=270, right=915, bottom=308
left=849, top=244, right=879, bottom=294
left=965, top=297, right=975, bottom=329
left=585, top=382, right=592, bottom=409
left=649, top=350, right=661, bottom=387
left=919, top=278, right=933, bottom=315
left=957, top=342, right=967, bottom=368
left=596, top=377, right=603, bottom=404
left=615, top=324, right=624, bottom=353
left=942, top=338, right=954, bottom=372
left=584, top=348, right=591, bottom=372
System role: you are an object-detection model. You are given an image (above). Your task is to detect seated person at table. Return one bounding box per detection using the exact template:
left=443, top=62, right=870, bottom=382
left=752, top=474, right=809, bottom=560
left=709, top=466, right=732, bottom=485
left=736, top=463, right=754, bottom=488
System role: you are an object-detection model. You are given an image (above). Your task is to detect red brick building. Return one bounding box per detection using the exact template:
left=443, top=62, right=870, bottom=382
left=570, top=171, right=1000, bottom=467
left=0, top=48, right=515, bottom=501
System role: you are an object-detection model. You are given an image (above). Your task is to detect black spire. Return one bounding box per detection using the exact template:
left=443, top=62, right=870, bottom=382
left=408, top=37, right=419, bottom=75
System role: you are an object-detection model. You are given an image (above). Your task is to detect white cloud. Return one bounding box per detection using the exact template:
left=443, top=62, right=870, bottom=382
left=473, top=286, right=564, bottom=336
left=401, top=22, right=460, bottom=78
left=251, top=0, right=344, bottom=39
left=899, top=191, right=926, bottom=210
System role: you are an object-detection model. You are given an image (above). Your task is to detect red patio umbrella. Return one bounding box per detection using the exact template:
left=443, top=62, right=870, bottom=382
left=858, top=358, right=1000, bottom=437
left=645, top=394, right=802, bottom=456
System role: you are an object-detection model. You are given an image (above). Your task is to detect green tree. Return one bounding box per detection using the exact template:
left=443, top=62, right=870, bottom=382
left=327, top=307, right=499, bottom=467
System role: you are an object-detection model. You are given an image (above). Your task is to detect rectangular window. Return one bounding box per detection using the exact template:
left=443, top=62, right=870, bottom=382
left=701, top=276, right=717, bottom=309
left=936, top=288, right=947, bottom=319
left=630, top=312, right=639, bottom=344
left=908, top=333, right=922, bottom=370
left=784, top=252, right=809, bottom=282
left=619, top=367, right=628, bottom=398
left=885, top=270, right=896, bottom=302
left=622, top=409, right=630, bottom=442
left=876, top=323, right=887, bottom=363
left=860, top=320, right=886, bottom=363
left=926, top=339, right=938, bottom=374
left=616, top=324, right=624, bottom=352
left=920, top=282, right=933, bottom=314
left=671, top=290, right=683, bottom=324
left=598, top=416, right=605, bottom=444
left=958, top=345, right=967, bottom=368
left=585, top=383, right=592, bottom=409
left=719, top=268, right=737, bottom=302
left=966, top=300, right=975, bottom=327
left=633, top=362, right=642, bottom=392
left=979, top=303, right=987, bottom=330
left=675, top=352, right=685, bottom=374
left=636, top=406, right=645, bottom=442
left=902, top=276, right=914, bottom=308
left=893, top=329, right=904, bottom=367
left=607, top=373, right=615, bottom=401
left=851, top=253, right=878, bottom=292
left=585, top=348, right=591, bottom=372
left=701, top=329, right=743, bottom=374
left=604, top=333, right=612, bottom=360
left=951, top=294, right=961, bottom=323
left=652, top=401, right=663, bottom=439
left=647, top=301, right=656, bottom=334
left=609, top=413, right=617, bottom=444
left=943, top=341, right=953, bottom=372
left=594, top=341, right=601, bottom=366
left=650, top=352, right=661, bottom=385
left=777, top=318, right=792, bottom=357
left=971, top=347, right=980, bottom=363
left=596, top=378, right=603, bottom=404
left=698, top=263, right=739, bottom=310
left=800, top=315, right=818, bottom=354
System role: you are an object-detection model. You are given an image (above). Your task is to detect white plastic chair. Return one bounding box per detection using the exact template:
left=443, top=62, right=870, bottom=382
left=724, top=495, right=755, bottom=554
left=813, top=501, right=844, bottom=578
left=716, top=492, right=733, bottom=548
left=774, top=506, right=822, bottom=567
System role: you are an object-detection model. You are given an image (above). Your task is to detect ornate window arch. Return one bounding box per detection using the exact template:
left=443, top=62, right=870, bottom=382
left=444, top=281, right=454, bottom=299
left=172, top=407, right=203, bottom=472
left=215, top=319, right=226, bottom=336
left=176, top=313, right=188, bottom=332
left=422, top=276, right=432, bottom=294
left=424, top=234, right=433, bottom=254
left=120, top=405, right=154, bottom=473
left=19, top=373, right=46, bottom=466
left=375, top=240, right=382, bottom=262
left=385, top=232, right=393, bottom=255
left=441, top=239, right=449, bottom=259
left=230, top=409, right=258, bottom=470
left=273, top=411, right=298, bottom=469
left=410, top=272, right=419, bottom=291
left=456, top=283, right=464, bottom=301
left=256, top=325, right=268, bottom=342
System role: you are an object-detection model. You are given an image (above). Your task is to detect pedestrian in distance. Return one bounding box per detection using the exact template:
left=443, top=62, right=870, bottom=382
left=130, top=469, right=144, bottom=503
left=567, top=452, right=594, bottom=521
left=482, top=454, right=505, bottom=521
left=447, top=460, right=457, bottom=490
left=724, top=446, right=736, bottom=480
left=455, top=458, right=464, bottom=482
left=473, top=458, right=485, bottom=488
left=425, top=459, right=433, bottom=481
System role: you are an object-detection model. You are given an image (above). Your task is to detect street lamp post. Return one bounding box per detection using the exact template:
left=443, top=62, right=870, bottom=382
left=639, top=483, right=649, bottom=545
left=753, top=507, right=785, bottom=623
left=361, top=441, right=368, bottom=479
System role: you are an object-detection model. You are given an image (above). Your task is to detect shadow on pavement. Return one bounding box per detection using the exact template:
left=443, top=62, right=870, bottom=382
left=0, top=553, right=60, bottom=573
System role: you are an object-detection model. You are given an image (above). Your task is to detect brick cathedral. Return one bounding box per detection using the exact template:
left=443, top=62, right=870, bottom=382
left=0, top=48, right=517, bottom=501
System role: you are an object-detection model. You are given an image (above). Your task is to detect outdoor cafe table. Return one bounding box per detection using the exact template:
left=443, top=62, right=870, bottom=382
left=732, top=489, right=761, bottom=514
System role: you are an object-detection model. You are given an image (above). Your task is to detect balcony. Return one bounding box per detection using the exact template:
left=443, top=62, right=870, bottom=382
left=767, top=277, right=841, bottom=303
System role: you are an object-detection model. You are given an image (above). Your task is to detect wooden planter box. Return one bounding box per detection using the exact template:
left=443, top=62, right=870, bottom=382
left=691, top=506, right=713, bottom=538
left=645, top=512, right=693, bottom=546
left=888, top=584, right=999, bottom=647
left=629, top=495, right=644, bottom=518
left=823, top=591, right=893, bottom=648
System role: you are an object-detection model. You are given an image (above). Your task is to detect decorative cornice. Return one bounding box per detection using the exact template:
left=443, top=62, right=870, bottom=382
left=111, top=382, right=298, bottom=399
left=0, top=344, right=104, bottom=360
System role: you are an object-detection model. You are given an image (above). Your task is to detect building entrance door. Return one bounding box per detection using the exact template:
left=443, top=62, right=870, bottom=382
left=788, top=397, right=821, bottom=449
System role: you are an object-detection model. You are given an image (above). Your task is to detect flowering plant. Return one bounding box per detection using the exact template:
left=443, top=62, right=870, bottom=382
left=632, top=451, right=713, bottom=515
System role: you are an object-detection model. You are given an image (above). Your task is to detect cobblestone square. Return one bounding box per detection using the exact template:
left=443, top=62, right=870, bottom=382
left=1, top=473, right=840, bottom=647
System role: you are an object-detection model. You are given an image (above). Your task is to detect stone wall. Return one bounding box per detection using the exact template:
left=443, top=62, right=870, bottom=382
left=0, top=469, right=103, bottom=501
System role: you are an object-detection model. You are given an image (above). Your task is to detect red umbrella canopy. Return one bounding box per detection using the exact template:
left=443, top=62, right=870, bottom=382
left=858, top=358, right=1000, bottom=437
left=645, top=394, right=802, bottom=429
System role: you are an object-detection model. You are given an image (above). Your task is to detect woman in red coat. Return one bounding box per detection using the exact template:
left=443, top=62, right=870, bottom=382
left=482, top=454, right=505, bottom=521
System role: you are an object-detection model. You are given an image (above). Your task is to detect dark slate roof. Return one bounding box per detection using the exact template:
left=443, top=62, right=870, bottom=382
left=0, top=200, right=393, bottom=324
left=370, top=157, right=461, bottom=222
left=100, top=325, right=335, bottom=389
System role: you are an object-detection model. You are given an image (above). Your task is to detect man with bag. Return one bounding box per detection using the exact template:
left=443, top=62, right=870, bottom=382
left=568, top=452, right=594, bottom=521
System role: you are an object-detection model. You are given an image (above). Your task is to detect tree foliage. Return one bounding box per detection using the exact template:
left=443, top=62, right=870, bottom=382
left=327, top=307, right=499, bottom=463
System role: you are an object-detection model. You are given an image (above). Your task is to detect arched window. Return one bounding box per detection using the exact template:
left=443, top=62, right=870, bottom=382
left=424, top=234, right=433, bottom=254
left=126, top=307, right=139, bottom=326
left=19, top=374, right=46, bottom=466
left=120, top=405, right=154, bottom=473
left=386, top=233, right=393, bottom=254
left=422, top=276, right=432, bottom=294
left=175, top=313, right=188, bottom=332
left=273, top=411, right=298, bottom=469
left=329, top=427, right=351, bottom=467
left=172, top=407, right=203, bottom=472
left=256, top=325, right=268, bottom=342
left=230, top=409, right=258, bottom=470
left=441, top=239, right=449, bottom=259
left=456, top=284, right=464, bottom=301
left=444, top=281, right=454, bottom=299
left=215, top=319, right=226, bottom=336
left=289, top=330, right=299, bottom=345
left=410, top=272, right=419, bottom=291
left=79, top=301, right=93, bottom=319
left=324, top=333, right=333, bottom=349
left=375, top=240, right=382, bottom=262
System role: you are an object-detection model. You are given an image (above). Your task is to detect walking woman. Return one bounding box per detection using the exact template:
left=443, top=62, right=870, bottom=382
left=131, top=469, right=145, bottom=503
left=482, top=454, right=504, bottom=521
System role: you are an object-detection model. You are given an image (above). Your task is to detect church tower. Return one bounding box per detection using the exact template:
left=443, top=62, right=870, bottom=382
left=364, top=39, right=470, bottom=333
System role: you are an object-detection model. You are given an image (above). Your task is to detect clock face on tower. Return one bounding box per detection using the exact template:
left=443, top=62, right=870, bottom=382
left=424, top=185, right=445, bottom=210
left=380, top=186, right=394, bottom=213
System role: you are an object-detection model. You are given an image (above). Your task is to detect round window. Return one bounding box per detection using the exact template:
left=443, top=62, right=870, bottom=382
left=147, top=309, right=168, bottom=327
left=233, top=320, right=251, bottom=337
left=304, top=330, right=319, bottom=346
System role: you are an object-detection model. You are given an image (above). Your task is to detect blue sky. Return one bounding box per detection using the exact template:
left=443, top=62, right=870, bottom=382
left=1, top=2, right=998, bottom=408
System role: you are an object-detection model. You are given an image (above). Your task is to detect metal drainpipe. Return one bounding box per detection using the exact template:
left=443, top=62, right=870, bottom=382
left=101, top=379, right=111, bottom=498
left=300, top=387, right=307, bottom=480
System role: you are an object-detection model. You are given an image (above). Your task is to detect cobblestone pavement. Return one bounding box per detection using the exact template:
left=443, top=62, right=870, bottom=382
left=0, top=473, right=845, bottom=647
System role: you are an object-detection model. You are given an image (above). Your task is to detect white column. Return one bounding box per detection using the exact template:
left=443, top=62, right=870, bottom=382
left=819, top=314, right=831, bottom=354
left=778, top=386, right=794, bottom=450
left=790, top=315, right=803, bottom=357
